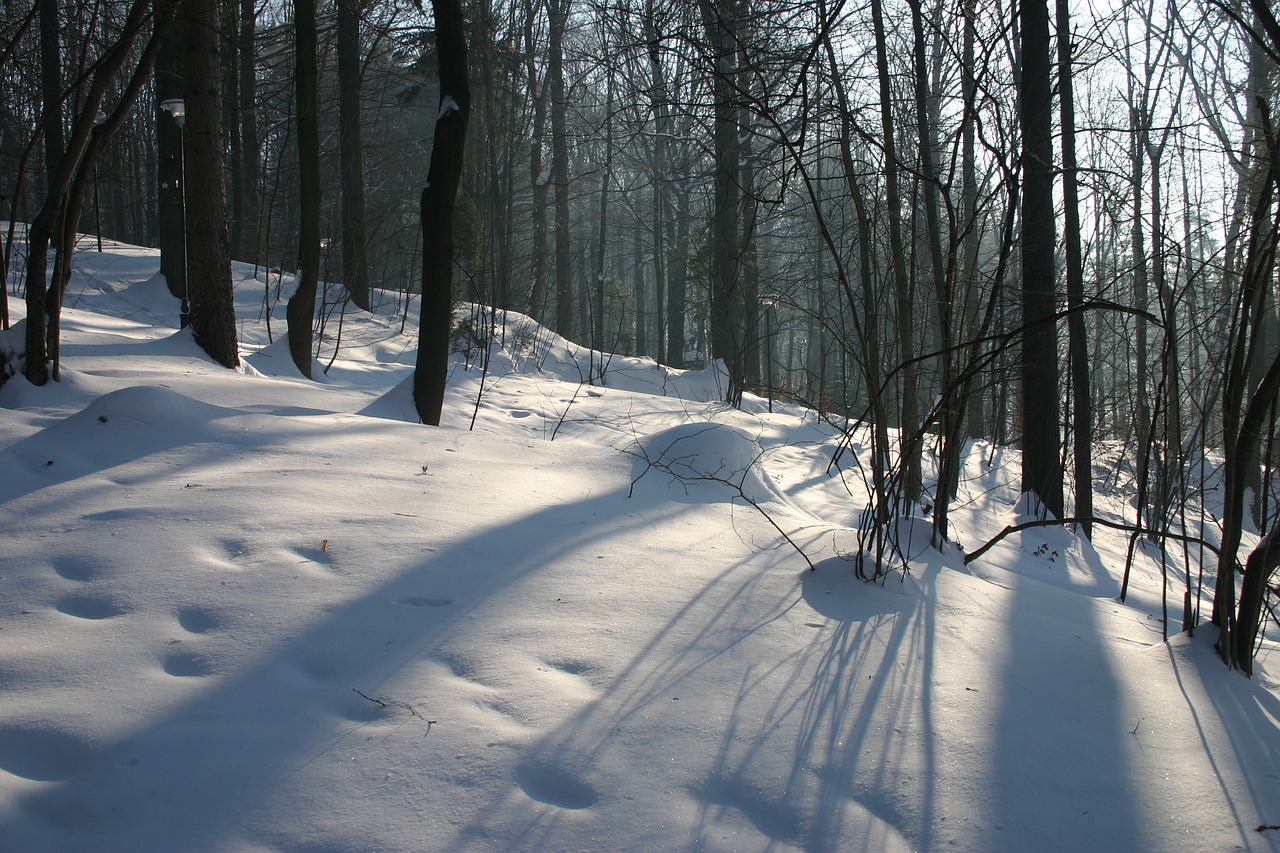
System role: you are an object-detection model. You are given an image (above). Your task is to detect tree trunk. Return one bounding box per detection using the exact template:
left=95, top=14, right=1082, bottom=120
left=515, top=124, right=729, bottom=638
left=871, top=0, right=921, bottom=503
left=337, top=0, right=371, bottom=310
left=1058, top=0, right=1092, bottom=535
left=155, top=0, right=185, bottom=300
left=413, top=0, right=469, bottom=425
left=39, top=0, right=64, bottom=238
left=1018, top=0, right=1064, bottom=519
left=701, top=0, right=745, bottom=405
left=238, top=0, right=261, bottom=265
left=549, top=0, right=572, bottom=338
left=668, top=176, right=689, bottom=368
left=183, top=0, right=239, bottom=367
left=288, top=0, right=321, bottom=378
left=524, top=0, right=549, bottom=322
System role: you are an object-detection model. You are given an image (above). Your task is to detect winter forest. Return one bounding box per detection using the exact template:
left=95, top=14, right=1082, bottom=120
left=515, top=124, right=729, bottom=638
left=3, top=0, right=1280, bottom=848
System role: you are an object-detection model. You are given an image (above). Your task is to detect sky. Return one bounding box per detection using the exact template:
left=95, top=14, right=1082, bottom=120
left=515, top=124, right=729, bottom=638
left=0, top=234, right=1278, bottom=852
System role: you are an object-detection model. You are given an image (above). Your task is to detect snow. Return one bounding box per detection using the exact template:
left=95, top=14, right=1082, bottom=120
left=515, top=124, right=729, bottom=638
left=1, top=236, right=1278, bottom=852
left=439, top=95, right=461, bottom=121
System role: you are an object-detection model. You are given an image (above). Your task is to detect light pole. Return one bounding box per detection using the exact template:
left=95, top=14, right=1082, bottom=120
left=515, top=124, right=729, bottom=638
left=761, top=295, right=777, bottom=413
left=160, top=97, right=189, bottom=328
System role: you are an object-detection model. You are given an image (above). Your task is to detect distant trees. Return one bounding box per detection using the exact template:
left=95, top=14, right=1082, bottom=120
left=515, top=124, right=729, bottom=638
left=17, top=0, right=177, bottom=384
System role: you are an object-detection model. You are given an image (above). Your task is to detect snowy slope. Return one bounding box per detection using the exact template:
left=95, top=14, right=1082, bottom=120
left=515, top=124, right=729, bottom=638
left=0, top=237, right=1277, bottom=852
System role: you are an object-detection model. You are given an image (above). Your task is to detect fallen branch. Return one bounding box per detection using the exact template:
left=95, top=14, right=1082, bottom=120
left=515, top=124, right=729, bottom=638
left=964, top=515, right=1223, bottom=566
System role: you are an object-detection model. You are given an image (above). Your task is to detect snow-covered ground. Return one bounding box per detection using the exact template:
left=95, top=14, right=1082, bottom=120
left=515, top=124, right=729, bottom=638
left=1, top=236, right=1277, bottom=852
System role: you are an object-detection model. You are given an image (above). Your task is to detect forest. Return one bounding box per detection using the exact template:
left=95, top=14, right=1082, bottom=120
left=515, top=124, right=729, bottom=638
left=3, top=0, right=1280, bottom=677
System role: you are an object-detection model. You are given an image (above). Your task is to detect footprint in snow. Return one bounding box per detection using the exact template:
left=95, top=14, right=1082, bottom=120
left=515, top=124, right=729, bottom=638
left=162, top=650, right=215, bottom=678
left=177, top=605, right=222, bottom=634
left=51, top=555, right=98, bottom=582
left=55, top=594, right=129, bottom=620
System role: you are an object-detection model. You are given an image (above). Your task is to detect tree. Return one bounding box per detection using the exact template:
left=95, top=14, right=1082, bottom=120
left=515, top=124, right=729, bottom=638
left=155, top=0, right=186, bottom=302
left=182, top=0, right=239, bottom=367
left=287, top=0, right=321, bottom=378
left=235, top=0, right=262, bottom=265
left=870, top=0, right=921, bottom=503
left=22, top=0, right=174, bottom=385
left=414, top=0, right=470, bottom=425
left=548, top=0, right=572, bottom=337
left=337, top=0, right=372, bottom=311
left=1058, top=0, right=1092, bottom=535
left=700, top=0, right=745, bottom=405
left=1019, top=0, right=1064, bottom=519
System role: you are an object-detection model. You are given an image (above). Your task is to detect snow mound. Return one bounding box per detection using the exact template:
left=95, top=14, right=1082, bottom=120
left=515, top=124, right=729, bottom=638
left=0, top=385, right=233, bottom=502
left=631, top=421, right=793, bottom=512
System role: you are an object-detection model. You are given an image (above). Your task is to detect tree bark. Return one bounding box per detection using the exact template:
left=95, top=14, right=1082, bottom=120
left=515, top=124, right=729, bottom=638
left=701, top=0, right=745, bottom=405
left=288, top=0, right=321, bottom=378
left=238, top=0, right=261, bottom=265
left=183, top=0, right=239, bottom=367
left=413, top=0, right=470, bottom=425
left=1058, top=0, right=1092, bottom=535
left=1019, top=0, right=1064, bottom=519
left=337, top=0, right=371, bottom=310
left=870, top=0, right=921, bottom=503
left=155, top=0, right=185, bottom=299
left=524, top=0, right=549, bottom=322
left=548, top=0, right=572, bottom=338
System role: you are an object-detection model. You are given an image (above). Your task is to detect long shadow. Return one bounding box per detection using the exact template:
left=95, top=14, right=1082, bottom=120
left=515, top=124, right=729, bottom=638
left=0, top=473, right=671, bottom=851
left=1166, top=638, right=1280, bottom=844
left=986, top=565, right=1149, bottom=851
left=450, top=552, right=941, bottom=852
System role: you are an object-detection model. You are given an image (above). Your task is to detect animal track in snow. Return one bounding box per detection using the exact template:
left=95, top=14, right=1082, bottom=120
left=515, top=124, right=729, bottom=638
left=55, top=594, right=128, bottom=620
left=542, top=658, right=592, bottom=676
left=51, top=555, right=98, bottom=582
left=516, top=760, right=599, bottom=809
left=162, top=650, right=214, bottom=678
left=177, top=606, right=222, bottom=634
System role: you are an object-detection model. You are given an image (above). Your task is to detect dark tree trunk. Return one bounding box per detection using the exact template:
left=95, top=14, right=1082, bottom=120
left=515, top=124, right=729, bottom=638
left=701, top=0, right=744, bottom=405
left=288, top=0, right=321, bottom=378
left=1019, top=0, right=1064, bottom=519
left=222, top=0, right=241, bottom=260
left=183, top=0, right=239, bottom=367
left=1058, top=0, right=1092, bottom=535
left=871, top=0, right=921, bottom=502
left=155, top=0, right=186, bottom=300
left=39, top=0, right=64, bottom=228
left=549, top=0, right=572, bottom=338
left=238, top=0, right=261, bottom=265
left=337, top=0, right=371, bottom=310
left=413, top=0, right=470, bottom=425
left=668, top=177, right=689, bottom=368
left=524, top=0, right=549, bottom=322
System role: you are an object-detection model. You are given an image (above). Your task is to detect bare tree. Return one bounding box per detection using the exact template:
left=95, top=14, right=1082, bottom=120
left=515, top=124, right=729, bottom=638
left=182, top=0, right=239, bottom=367
left=287, top=0, right=321, bottom=377
left=1019, top=0, right=1064, bottom=518
left=337, top=0, right=371, bottom=310
left=414, top=0, right=470, bottom=424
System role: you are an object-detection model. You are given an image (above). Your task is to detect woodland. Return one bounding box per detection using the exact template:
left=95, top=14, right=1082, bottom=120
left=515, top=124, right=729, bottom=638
left=4, top=0, right=1280, bottom=678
